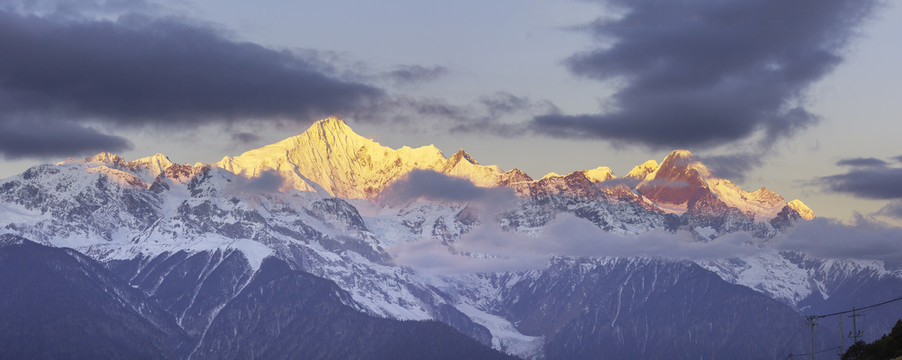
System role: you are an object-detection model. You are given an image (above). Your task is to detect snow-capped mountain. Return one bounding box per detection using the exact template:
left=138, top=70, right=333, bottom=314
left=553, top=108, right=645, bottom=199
left=215, top=117, right=530, bottom=198
left=1, top=117, right=897, bottom=359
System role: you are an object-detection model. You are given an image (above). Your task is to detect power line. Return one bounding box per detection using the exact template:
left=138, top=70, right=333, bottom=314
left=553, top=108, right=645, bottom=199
left=792, top=345, right=841, bottom=357
left=783, top=295, right=902, bottom=359
left=778, top=319, right=809, bottom=359
left=809, top=295, right=902, bottom=319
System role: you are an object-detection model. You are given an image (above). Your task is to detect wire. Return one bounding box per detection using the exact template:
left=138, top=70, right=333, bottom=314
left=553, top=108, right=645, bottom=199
left=810, top=295, right=902, bottom=319
left=778, top=320, right=809, bottom=359
left=783, top=295, right=902, bottom=359
left=792, top=345, right=841, bottom=357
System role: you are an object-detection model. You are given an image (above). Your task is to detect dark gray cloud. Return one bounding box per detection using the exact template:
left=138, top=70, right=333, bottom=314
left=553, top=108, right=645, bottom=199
left=836, top=157, right=889, bottom=167
left=699, top=152, right=765, bottom=183
left=893, top=155, right=902, bottom=164
left=384, top=65, right=447, bottom=85
left=777, top=216, right=902, bottom=261
left=231, top=132, right=261, bottom=144
left=532, top=0, right=877, bottom=150
left=355, top=93, right=552, bottom=136
left=876, top=200, right=902, bottom=219
left=0, top=116, right=132, bottom=159
left=380, top=169, right=517, bottom=206
left=447, top=93, right=556, bottom=136
left=818, top=166, right=902, bottom=199
left=0, top=10, right=382, bottom=124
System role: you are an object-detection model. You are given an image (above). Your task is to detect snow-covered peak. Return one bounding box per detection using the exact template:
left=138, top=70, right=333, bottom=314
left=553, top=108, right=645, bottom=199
left=707, top=179, right=787, bottom=221
left=580, top=167, right=615, bottom=183
left=446, top=149, right=479, bottom=167
left=130, top=153, right=174, bottom=179
left=540, top=172, right=561, bottom=180
left=634, top=150, right=800, bottom=221
left=656, top=149, right=711, bottom=178
left=637, top=150, right=711, bottom=209
left=214, top=117, right=516, bottom=198
left=626, top=160, right=659, bottom=180
left=84, top=152, right=126, bottom=166
left=787, top=199, right=815, bottom=220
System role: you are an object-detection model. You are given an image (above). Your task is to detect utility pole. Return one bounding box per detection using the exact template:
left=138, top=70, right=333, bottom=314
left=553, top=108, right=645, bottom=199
left=839, top=314, right=844, bottom=357
left=807, top=316, right=816, bottom=360
left=850, top=307, right=863, bottom=343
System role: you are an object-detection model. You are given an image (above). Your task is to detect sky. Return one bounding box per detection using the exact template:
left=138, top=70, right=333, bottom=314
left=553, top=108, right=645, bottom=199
left=1, top=0, right=901, bottom=225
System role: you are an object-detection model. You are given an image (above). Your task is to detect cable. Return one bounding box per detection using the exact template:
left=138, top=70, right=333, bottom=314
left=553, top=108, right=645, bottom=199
left=811, top=295, right=902, bottom=319
left=793, top=345, right=840, bottom=356
left=778, top=320, right=809, bottom=359
left=782, top=295, right=902, bottom=359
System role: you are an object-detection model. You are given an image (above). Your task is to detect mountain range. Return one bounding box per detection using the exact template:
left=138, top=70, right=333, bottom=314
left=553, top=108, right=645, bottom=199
left=1, top=116, right=898, bottom=359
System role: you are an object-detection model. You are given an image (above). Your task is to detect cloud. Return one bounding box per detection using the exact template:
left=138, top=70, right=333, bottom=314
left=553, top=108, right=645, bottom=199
left=384, top=65, right=447, bottom=85
left=231, top=132, right=260, bottom=144
left=836, top=157, right=889, bottom=167
left=776, top=216, right=902, bottom=261
left=0, top=116, right=132, bottom=159
left=531, top=0, right=878, bottom=150
left=224, top=169, right=287, bottom=194
left=392, top=209, right=902, bottom=273
left=817, top=165, right=902, bottom=199
left=698, top=152, right=765, bottom=183
left=391, top=213, right=763, bottom=273
left=0, top=9, right=382, bottom=156
left=379, top=169, right=518, bottom=208
left=876, top=200, right=902, bottom=220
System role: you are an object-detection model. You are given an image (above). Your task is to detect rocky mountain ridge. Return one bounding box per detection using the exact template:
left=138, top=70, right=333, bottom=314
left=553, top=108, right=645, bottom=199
left=67, top=116, right=813, bottom=224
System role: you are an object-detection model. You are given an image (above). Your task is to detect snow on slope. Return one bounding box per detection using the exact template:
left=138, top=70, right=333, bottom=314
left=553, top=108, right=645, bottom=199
left=215, top=116, right=527, bottom=198
left=636, top=150, right=798, bottom=221
left=788, top=199, right=816, bottom=220
left=626, top=159, right=659, bottom=180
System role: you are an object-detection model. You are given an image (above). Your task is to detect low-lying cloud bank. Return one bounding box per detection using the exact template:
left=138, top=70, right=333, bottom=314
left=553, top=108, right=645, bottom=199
left=378, top=169, right=518, bottom=211
left=391, top=211, right=902, bottom=273
left=390, top=214, right=764, bottom=273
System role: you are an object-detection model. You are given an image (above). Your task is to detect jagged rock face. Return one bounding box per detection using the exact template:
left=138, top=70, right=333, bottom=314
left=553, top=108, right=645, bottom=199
left=637, top=150, right=711, bottom=208
left=513, top=171, right=603, bottom=200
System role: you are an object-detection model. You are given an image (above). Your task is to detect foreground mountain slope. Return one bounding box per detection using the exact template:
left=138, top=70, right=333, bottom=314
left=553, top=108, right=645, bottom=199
left=192, top=257, right=515, bottom=360
left=444, top=257, right=829, bottom=360
left=0, top=235, right=188, bottom=359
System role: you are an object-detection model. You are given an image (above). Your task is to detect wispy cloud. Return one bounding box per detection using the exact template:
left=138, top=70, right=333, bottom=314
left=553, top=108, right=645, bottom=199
left=384, top=65, right=448, bottom=86
left=836, top=157, right=889, bottom=167
left=391, top=214, right=763, bottom=273
left=776, top=215, right=902, bottom=261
